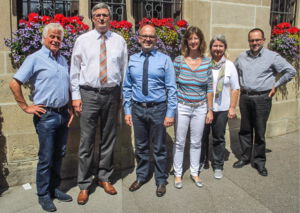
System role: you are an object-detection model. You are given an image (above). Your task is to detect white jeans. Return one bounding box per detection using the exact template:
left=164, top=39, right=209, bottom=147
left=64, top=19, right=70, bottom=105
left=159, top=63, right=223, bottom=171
left=173, top=102, right=207, bottom=177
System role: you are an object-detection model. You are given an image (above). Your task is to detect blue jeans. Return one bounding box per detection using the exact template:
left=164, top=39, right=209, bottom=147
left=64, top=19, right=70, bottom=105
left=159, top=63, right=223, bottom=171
left=33, top=109, right=69, bottom=197
left=132, top=102, right=167, bottom=185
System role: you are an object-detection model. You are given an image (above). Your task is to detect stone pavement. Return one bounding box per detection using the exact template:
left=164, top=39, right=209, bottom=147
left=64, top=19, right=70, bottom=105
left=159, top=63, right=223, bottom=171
left=0, top=131, right=299, bottom=213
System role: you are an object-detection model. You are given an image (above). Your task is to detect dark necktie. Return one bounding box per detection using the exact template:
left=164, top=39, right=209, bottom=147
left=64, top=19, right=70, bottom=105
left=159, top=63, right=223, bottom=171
left=142, top=53, right=150, bottom=96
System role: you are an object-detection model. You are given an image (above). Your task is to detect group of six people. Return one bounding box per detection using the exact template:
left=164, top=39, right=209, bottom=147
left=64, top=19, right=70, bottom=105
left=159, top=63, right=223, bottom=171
left=9, top=3, right=296, bottom=212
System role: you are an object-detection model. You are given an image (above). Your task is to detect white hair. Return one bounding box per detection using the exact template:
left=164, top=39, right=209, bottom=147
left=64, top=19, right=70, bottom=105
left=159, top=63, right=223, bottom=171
left=42, top=23, right=64, bottom=44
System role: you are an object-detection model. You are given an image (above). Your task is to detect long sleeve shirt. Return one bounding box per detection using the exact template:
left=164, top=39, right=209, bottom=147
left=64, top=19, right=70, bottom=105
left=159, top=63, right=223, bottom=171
left=70, top=30, right=128, bottom=100
left=234, top=47, right=296, bottom=91
left=14, top=46, right=70, bottom=108
left=123, top=50, right=177, bottom=118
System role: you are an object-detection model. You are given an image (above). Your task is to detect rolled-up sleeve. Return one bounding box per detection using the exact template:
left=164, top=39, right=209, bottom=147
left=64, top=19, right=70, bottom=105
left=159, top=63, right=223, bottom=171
left=273, top=53, right=296, bottom=88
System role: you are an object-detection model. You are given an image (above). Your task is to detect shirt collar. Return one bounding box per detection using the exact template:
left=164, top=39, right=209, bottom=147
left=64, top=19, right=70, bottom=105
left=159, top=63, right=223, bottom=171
left=94, top=29, right=112, bottom=39
left=247, top=47, right=265, bottom=58
left=139, top=49, right=157, bottom=57
left=41, top=45, right=61, bottom=59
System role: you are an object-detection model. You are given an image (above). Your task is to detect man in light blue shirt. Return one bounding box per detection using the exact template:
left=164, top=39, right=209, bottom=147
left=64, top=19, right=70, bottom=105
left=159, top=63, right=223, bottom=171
left=9, top=23, right=73, bottom=212
left=123, top=24, right=177, bottom=197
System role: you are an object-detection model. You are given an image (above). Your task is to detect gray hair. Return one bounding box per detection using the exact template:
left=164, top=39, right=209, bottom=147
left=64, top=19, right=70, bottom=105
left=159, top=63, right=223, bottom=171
left=42, top=23, right=64, bottom=44
left=209, top=34, right=228, bottom=50
left=92, top=3, right=112, bottom=19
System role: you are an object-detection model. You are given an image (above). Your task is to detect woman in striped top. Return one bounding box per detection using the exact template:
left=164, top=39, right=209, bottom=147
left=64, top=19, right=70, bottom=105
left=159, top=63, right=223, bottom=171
left=173, top=26, right=214, bottom=189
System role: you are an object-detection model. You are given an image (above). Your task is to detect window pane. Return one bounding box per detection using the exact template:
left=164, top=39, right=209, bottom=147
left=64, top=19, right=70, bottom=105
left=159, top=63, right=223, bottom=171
left=18, top=0, right=79, bottom=20
left=133, top=0, right=182, bottom=25
left=270, top=0, right=297, bottom=27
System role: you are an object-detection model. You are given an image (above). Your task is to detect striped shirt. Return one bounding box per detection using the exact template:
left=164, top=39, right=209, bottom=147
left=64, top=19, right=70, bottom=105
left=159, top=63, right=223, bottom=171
left=174, top=56, right=213, bottom=103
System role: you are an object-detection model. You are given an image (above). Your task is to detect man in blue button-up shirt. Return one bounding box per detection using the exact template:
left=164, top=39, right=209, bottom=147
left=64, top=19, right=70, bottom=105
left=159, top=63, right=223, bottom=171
left=123, top=24, right=177, bottom=197
left=9, top=23, right=73, bottom=212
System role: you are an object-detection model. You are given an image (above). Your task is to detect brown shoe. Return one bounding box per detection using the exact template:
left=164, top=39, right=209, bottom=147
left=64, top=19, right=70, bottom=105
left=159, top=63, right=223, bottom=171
left=77, top=190, right=89, bottom=205
left=129, top=180, right=145, bottom=192
left=98, top=181, right=117, bottom=195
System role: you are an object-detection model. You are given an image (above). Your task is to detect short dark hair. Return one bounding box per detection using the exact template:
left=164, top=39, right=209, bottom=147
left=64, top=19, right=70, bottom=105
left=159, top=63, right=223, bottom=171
left=181, top=26, right=206, bottom=57
left=248, top=28, right=265, bottom=39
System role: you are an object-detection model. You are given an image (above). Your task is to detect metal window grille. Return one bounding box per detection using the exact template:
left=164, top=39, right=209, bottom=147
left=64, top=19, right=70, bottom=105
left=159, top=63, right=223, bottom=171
left=16, top=0, right=79, bottom=19
left=270, top=0, right=297, bottom=27
left=133, top=0, right=182, bottom=24
left=91, top=0, right=126, bottom=21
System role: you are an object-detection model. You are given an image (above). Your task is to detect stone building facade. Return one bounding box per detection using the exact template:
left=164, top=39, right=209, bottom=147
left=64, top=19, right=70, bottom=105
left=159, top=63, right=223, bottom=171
left=0, top=0, right=299, bottom=188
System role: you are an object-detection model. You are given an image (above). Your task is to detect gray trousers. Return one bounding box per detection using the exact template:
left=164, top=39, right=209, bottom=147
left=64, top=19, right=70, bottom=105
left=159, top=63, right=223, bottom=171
left=77, top=86, right=120, bottom=190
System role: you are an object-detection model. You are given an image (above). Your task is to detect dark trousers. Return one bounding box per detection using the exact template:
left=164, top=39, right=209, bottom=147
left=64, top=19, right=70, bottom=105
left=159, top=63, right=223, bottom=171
left=77, top=86, right=120, bottom=190
left=239, top=93, right=272, bottom=168
left=33, top=109, right=69, bottom=197
left=202, top=111, right=228, bottom=170
left=132, top=102, right=168, bottom=185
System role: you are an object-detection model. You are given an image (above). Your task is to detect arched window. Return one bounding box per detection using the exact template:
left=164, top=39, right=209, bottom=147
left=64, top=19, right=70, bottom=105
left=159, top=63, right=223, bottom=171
left=133, top=0, right=182, bottom=24
left=15, top=0, right=79, bottom=19
left=270, top=0, right=297, bottom=27
left=91, top=0, right=127, bottom=21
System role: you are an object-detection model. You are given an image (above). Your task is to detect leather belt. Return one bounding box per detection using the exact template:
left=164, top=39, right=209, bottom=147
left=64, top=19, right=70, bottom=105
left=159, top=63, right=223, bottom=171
left=178, top=101, right=205, bottom=107
left=80, top=85, right=119, bottom=92
left=44, top=105, right=68, bottom=113
left=241, top=89, right=271, bottom=96
left=133, top=101, right=165, bottom=108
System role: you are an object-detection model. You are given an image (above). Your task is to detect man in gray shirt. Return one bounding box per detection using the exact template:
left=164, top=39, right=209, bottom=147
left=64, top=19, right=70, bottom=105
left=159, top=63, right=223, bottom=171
left=233, top=28, right=296, bottom=176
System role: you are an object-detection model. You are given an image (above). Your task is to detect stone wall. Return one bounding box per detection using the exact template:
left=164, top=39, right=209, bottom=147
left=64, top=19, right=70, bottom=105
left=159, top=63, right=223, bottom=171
left=183, top=0, right=299, bottom=138
left=0, top=0, right=299, bottom=189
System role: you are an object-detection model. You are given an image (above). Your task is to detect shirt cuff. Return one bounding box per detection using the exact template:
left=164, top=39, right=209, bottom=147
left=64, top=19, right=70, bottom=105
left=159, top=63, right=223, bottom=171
left=124, top=107, right=132, bottom=115
left=166, top=110, right=175, bottom=118
left=71, top=91, right=81, bottom=100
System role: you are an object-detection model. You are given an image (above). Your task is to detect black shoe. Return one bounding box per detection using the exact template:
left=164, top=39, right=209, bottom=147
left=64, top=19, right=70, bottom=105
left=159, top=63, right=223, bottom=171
left=203, top=161, right=210, bottom=169
left=156, top=184, right=166, bottom=197
left=53, top=189, right=73, bottom=202
left=129, top=180, right=145, bottom=192
left=233, top=160, right=249, bottom=168
left=38, top=195, right=57, bottom=212
left=253, top=165, right=268, bottom=176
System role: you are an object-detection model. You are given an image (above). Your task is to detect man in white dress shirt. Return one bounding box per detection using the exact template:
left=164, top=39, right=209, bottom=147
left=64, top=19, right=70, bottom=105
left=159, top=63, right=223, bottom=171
left=70, top=3, right=128, bottom=204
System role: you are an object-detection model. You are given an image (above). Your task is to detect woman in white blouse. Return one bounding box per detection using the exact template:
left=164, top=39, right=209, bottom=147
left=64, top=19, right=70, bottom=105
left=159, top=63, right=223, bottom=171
left=201, top=35, right=240, bottom=179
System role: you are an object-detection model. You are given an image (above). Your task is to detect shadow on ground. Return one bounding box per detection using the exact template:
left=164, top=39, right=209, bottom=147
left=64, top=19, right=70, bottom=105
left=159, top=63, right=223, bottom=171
left=0, top=107, right=9, bottom=196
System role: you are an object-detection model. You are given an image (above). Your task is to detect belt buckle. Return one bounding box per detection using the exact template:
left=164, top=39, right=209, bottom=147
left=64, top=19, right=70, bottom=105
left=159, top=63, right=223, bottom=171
left=141, top=103, right=147, bottom=107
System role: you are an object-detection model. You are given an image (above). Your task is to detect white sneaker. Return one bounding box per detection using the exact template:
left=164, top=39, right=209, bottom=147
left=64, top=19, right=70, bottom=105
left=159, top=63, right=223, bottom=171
left=214, top=169, right=223, bottom=179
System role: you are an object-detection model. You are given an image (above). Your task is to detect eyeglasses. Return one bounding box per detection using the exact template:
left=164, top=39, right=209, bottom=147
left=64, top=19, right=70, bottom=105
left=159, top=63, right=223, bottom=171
left=248, top=39, right=264, bottom=43
left=139, top=35, right=156, bottom=39
left=93, top=13, right=109, bottom=18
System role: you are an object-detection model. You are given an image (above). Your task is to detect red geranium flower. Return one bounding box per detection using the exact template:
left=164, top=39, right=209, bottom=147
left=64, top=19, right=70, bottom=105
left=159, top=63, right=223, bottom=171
left=287, top=27, right=300, bottom=34
left=176, top=20, right=187, bottom=28
left=41, top=16, right=51, bottom=24
left=276, top=22, right=291, bottom=29
left=18, top=19, right=27, bottom=25
left=272, top=28, right=285, bottom=35
left=27, top=13, right=39, bottom=23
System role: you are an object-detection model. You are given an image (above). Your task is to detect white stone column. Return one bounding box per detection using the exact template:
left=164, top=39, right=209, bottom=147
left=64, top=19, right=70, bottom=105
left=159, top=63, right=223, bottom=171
left=79, top=0, right=92, bottom=27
